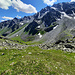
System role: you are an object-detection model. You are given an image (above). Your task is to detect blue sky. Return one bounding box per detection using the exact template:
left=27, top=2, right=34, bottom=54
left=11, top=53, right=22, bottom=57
left=0, top=0, right=74, bottom=22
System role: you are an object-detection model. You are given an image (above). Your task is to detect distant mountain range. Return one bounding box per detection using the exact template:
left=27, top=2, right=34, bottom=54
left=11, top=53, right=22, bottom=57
left=0, top=2, right=75, bottom=43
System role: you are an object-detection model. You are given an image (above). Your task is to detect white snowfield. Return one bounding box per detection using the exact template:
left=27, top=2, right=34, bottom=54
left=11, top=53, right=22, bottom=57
left=20, top=22, right=24, bottom=25
left=38, top=33, right=42, bottom=38
left=74, top=17, right=75, bottom=19
left=57, top=19, right=60, bottom=21
left=53, top=25, right=58, bottom=30
left=37, top=26, right=40, bottom=28
left=51, top=7, right=57, bottom=10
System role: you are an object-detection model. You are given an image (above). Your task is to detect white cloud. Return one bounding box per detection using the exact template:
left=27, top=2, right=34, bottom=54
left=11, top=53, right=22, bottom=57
left=2, top=16, right=13, bottom=20
left=0, top=0, right=37, bottom=13
left=43, top=0, right=57, bottom=6
left=1, top=20, right=7, bottom=22
left=1, top=15, right=21, bottom=22
left=16, top=15, right=21, bottom=18
left=12, top=0, right=37, bottom=13
left=0, top=0, right=12, bottom=10
left=71, top=0, right=75, bottom=2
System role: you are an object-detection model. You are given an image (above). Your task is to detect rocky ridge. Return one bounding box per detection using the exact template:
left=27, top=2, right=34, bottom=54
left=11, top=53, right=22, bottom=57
left=0, top=36, right=75, bottom=53
left=38, top=37, right=75, bottom=53
left=0, top=37, right=28, bottom=50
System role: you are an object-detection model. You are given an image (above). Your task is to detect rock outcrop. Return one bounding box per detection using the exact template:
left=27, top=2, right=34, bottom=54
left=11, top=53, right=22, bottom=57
left=38, top=37, right=75, bottom=53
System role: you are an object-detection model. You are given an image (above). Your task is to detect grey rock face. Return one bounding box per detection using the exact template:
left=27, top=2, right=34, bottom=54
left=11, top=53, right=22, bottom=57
left=38, top=37, right=75, bottom=53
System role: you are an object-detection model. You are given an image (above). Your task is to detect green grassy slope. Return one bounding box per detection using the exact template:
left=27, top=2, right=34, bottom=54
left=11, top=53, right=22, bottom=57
left=0, top=27, right=9, bottom=36
left=0, top=46, right=75, bottom=75
left=10, top=36, right=44, bottom=45
left=7, top=24, right=28, bottom=37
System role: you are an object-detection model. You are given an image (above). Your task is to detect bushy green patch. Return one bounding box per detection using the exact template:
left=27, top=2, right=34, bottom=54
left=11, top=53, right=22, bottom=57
left=24, top=31, right=29, bottom=35
left=11, top=36, right=25, bottom=44
left=0, top=46, right=75, bottom=75
left=25, top=36, right=35, bottom=41
left=10, top=36, right=44, bottom=45
left=24, top=39, right=44, bottom=45
left=37, top=30, right=46, bottom=35
left=10, top=36, right=34, bottom=44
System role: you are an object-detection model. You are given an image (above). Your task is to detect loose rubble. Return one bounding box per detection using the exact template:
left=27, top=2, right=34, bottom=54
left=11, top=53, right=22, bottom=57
left=0, top=39, right=29, bottom=50
left=38, top=38, right=75, bottom=53
left=0, top=37, right=75, bottom=53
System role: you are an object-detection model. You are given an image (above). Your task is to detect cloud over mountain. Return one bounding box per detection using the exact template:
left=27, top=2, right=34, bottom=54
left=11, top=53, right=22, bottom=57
left=0, top=0, right=37, bottom=13
left=16, top=15, right=21, bottom=18
left=2, top=16, right=13, bottom=20
left=43, top=0, right=57, bottom=6
left=71, top=0, right=75, bottom=2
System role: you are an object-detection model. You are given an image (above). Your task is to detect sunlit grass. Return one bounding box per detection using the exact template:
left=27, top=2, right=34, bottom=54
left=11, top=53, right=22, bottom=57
left=0, top=46, right=75, bottom=75
left=11, top=36, right=44, bottom=45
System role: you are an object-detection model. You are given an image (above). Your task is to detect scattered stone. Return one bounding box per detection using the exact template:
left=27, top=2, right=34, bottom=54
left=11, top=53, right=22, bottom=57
left=65, top=44, right=74, bottom=49
left=5, top=48, right=7, bottom=50
left=0, top=36, right=75, bottom=53
left=55, top=40, right=65, bottom=44
left=0, top=36, right=3, bottom=39
left=2, top=53, right=4, bottom=55
left=37, top=53, right=39, bottom=55
left=10, top=62, right=15, bottom=65
left=73, top=51, right=75, bottom=53
left=0, top=47, right=3, bottom=50
left=22, top=56, right=24, bottom=58
left=56, top=67, right=57, bottom=69
left=28, top=52, right=32, bottom=54
left=66, top=39, right=70, bottom=43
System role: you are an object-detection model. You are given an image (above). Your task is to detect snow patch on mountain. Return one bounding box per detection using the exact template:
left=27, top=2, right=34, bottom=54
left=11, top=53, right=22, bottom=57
left=51, top=7, right=57, bottom=10
left=38, top=33, right=42, bottom=38
left=72, top=11, right=75, bottom=15
left=61, top=12, right=72, bottom=19
left=53, top=25, right=58, bottom=29
left=20, top=22, right=24, bottom=25
left=37, top=26, right=40, bottom=28
left=57, top=19, right=60, bottom=20
left=73, top=17, right=75, bottom=19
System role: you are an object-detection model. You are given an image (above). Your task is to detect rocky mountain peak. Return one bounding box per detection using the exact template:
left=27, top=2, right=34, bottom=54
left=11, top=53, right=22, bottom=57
left=0, top=2, right=75, bottom=43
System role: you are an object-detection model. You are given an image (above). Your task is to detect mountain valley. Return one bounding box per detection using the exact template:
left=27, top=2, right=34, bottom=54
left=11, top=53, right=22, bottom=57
left=0, top=2, right=75, bottom=75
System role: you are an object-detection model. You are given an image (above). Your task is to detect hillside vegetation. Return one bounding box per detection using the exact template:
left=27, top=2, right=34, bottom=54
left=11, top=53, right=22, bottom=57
left=0, top=46, right=75, bottom=75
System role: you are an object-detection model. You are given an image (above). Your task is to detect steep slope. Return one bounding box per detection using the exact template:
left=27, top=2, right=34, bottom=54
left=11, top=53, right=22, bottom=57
left=38, top=17, right=75, bottom=44
left=0, top=2, right=75, bottom=43
left=0, top=16, right=34, bottom=36
left=22, top=2, right=75, bottom=42
left=6, top=24, right=28, bottom=38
